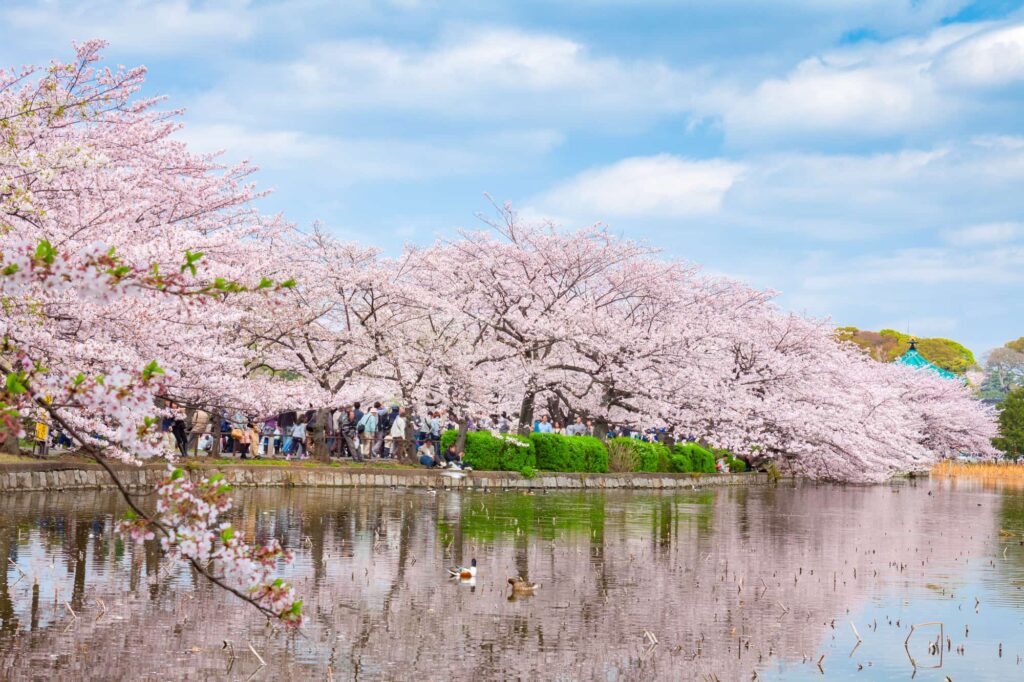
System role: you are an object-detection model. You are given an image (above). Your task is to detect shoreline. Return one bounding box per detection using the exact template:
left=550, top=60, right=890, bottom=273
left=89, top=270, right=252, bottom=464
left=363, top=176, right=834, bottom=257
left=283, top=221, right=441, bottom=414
left=0, top=458, right=770, bottom=492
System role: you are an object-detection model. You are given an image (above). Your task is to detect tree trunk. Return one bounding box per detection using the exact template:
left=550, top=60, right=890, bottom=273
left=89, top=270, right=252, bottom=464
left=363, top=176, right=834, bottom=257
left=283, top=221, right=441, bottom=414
left=211, top=410, right=222, bottom=458
left=402, top=418, right=416, bottom=462
left=594, top=418, right=609, bottom=440
left=516, top=391, right=535, bottom=436
left=1, top=429, right=19, bottom=455
left=310, top=408, right=330, bottom=462
left=184, top=405, right=198, bottom=455
left=454, top=416, right=470, bottom=454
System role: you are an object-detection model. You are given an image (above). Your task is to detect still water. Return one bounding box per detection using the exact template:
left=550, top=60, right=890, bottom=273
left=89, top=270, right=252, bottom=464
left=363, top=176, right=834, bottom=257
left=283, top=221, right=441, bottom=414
left=0, top=481, right=1021, bottom=680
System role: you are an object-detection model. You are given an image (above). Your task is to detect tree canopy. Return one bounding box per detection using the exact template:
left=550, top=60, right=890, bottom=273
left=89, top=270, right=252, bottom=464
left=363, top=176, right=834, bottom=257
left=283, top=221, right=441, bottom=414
left=836, top=327, right=976, bottom=374
left=994, top=389, right=1024, bottom=458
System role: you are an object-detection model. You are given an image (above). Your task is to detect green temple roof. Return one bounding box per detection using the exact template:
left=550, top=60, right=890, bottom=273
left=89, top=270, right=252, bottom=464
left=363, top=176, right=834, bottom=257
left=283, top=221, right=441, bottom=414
left=894, top=341, right=959, bottom=380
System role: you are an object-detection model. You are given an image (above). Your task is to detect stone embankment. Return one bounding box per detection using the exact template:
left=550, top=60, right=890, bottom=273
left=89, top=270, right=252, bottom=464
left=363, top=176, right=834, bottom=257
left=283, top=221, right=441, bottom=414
left=0, top=460, right=769, bottom=492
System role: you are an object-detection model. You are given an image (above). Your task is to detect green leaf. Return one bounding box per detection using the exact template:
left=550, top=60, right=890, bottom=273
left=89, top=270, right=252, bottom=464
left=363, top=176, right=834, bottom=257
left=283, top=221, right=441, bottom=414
left=141, top=360, right=164, bottom=382
left=123, top=509, right=138, bottom=521
left=257, top=277, right=273, bottom=290
left=34, top=239, right=56, bottom=265
left=106, top=265, right=131, bottom=279
left=4, top=372, right=26, bottom=395
left=208, top=473, right=224, bottom=484
left=279, top=278, right=296, bottom=289
left=170, top=468, right=184, bottom=481
left=180, top=250, right=204, bottom=276
left=1, top=263, right=18, bottom=276
left=220, top=527, right=234, bottom=543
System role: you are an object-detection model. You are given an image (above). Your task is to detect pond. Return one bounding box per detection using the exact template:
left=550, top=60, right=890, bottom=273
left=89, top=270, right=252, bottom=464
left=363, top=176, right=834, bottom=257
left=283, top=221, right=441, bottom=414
left=0, top=481, right=1021, bottom=680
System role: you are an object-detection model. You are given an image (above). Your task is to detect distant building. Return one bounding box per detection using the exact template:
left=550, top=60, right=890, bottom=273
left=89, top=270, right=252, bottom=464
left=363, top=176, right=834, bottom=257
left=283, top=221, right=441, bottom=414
left=895, top=340, right=959, bottom=380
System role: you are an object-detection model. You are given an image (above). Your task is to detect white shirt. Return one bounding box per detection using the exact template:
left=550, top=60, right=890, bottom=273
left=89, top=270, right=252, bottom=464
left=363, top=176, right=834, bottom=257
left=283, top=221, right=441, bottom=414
left=390, top=415, right=407, bottom=438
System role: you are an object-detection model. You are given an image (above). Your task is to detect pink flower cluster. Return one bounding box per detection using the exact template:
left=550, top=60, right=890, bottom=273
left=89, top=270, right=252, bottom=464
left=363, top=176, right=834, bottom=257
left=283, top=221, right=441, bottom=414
left=120, top=468, right=302, bottom=624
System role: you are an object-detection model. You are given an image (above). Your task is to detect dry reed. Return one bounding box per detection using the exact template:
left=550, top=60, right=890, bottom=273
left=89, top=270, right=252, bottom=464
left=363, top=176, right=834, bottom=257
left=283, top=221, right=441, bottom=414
left=931, top=460, right=1024, bottom=486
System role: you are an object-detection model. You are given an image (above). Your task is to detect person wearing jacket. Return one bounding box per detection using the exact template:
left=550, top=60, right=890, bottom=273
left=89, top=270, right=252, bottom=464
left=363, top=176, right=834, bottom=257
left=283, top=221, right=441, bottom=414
left=357, top=409, right=378, bottom=459
left=385, top=406, right=407, bottom=459
left=340, top=407, right=361, bottom=461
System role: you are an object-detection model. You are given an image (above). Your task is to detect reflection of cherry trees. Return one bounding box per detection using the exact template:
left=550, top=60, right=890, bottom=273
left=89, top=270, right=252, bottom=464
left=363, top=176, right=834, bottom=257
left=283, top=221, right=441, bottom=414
left=0, top=486, right=1000, bottom=679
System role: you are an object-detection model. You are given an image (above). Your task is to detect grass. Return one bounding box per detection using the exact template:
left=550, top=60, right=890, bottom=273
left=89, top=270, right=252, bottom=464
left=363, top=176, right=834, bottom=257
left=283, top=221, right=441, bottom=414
left=0, top=453, right=41, bottom=463
left=931, top=460, right=1024, bottom=486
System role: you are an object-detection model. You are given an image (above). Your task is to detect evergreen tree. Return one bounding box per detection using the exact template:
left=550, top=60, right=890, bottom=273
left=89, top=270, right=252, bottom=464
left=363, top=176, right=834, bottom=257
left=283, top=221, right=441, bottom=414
left=994, top=389, right=1024, bottom=458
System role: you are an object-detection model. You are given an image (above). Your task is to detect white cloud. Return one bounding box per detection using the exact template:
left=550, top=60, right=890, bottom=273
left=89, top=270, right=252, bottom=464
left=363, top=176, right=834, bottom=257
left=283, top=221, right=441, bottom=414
left=534, top=155, right=745, bottom=219
left=935, top=24, right=1024, bottom=87
left=942, top=222, right=1024, bottom=246
left=529, top=138, right=1024, bottom=240
left=1, top=0, right=257, bottom=55
left=176, top=123, right=564, bottom=182
left=215, top=27, right=694, bottom=125
left=690, top=18, right=1024, bottom=145
left=803, top=246, right=1024, bottom=289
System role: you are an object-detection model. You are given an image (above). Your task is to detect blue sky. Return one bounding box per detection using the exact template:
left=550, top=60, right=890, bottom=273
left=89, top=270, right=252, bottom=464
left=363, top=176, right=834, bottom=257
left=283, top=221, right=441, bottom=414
left=3, top=0, right=1024, bottom=355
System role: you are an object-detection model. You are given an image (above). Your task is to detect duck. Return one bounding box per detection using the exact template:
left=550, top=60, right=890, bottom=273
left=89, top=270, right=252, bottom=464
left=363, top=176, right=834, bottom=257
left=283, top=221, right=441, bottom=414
left=448, top=558, right=477, bottom=580
left=507, top=576, right=539, bottom=594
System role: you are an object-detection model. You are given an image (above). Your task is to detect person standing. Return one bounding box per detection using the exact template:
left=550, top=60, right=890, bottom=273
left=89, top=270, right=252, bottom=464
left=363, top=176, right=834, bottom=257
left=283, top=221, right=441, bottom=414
left=238, top=425, right=252, bottom=460
left=429, top=411, right=442, bottom=463
left=340, top=407, right=360, bottom=460
left=413, top=411, right=428, bottom=451
left=386, top=406, right=407, bottom=459
left=248, top=421, right=261, bottom=459
left=370, top=402, right=386, bottom=457
left=290, top=418, right=308, bottom=460
left=171, top=405, right=189, bottom=458
left=358, top=409, right=377, bottom=459
left=535, top=415, right=553, bottom=433
left=567, top=416, right=584, bottom=436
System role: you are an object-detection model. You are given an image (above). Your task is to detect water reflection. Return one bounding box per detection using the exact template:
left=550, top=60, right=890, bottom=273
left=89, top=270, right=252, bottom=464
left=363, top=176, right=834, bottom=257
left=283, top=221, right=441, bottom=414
left=0, top=483, right=1020, bottom=679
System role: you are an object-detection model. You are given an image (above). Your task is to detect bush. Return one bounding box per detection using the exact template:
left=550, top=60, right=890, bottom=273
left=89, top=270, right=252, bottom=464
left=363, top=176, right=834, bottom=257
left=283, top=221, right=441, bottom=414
left=440, top=430, right=535, bottom=471
left=669, top=453, right=692, bottom=473
left=571, top=435, right=609, bottom=473
left=728, top=457, right=747, bottom=473
left=608, top=437, right=671, bottom=472
left=529, top=432, right=609, bottom=472
left=529, top=433, right=573, bottom=470
left=675, top=442, right=716, bottom=473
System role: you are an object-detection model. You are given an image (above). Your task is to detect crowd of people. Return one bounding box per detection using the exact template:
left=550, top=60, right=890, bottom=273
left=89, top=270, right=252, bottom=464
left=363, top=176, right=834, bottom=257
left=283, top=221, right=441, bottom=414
left=166, top=402, right=458, bottom=468
left=155, top=400, right=705, bottom=470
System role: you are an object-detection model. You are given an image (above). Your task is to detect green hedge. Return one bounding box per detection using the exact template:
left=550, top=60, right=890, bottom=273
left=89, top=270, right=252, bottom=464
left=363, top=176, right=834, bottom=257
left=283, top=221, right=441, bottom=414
left=608, top=437, right=671, bottom=472
left=674, top=442, right=716, bottom=473
left=440, top=430, right=535, bottom=471
left=440, top=430, right=738, bottom=475
left=530, top=433, right=608, bottom=473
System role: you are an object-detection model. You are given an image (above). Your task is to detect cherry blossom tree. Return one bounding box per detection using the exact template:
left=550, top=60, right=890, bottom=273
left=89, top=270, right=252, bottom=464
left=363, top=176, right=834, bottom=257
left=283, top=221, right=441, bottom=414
left=406, top=205, right=997, bottom=480
left=0, top=42, right=302, bottom=622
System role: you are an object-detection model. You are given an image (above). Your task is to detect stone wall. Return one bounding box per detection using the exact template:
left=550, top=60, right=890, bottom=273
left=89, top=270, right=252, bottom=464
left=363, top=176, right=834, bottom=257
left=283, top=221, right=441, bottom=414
left=0, top=461, right=769, bottom=492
